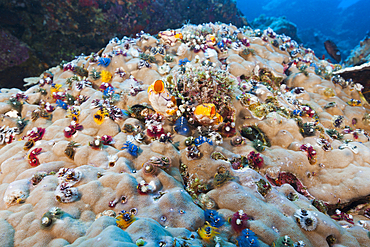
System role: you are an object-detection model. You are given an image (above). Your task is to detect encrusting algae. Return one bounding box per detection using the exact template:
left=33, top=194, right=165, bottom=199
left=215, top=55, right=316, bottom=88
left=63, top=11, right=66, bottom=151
left=1, top=21, right=370, bottom=247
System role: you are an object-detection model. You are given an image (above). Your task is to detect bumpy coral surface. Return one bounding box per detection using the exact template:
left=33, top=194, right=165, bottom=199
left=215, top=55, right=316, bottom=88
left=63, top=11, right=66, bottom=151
left=1, top=23, right=370, bottom=246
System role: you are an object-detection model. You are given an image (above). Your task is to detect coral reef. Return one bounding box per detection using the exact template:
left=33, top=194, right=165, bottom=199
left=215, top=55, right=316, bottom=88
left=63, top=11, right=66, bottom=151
left=1, top=22, right=370, bottom=247
left=344, top=34, right=370, bottom=67
left=335, top=34, right=370, bottom=100
left=250, top=15, right=301, bottom=44
left=333, top=62, right=370, bottom=101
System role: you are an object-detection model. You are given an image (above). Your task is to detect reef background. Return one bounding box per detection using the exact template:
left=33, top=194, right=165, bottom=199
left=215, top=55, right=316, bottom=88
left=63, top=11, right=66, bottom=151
left=0, top=0, right=247, bottom=89
left=237, top=0, right=370, bottom=61
left=1, top=0, right=370, bottom=92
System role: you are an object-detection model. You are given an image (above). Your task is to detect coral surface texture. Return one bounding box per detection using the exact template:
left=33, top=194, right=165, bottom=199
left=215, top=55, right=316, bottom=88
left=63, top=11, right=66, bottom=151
left=1, top=23, right=370, bottom=247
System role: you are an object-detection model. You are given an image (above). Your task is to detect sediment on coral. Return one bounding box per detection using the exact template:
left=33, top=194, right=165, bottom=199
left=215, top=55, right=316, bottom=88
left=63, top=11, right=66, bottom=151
left=1, top=22, right=370, bottom=247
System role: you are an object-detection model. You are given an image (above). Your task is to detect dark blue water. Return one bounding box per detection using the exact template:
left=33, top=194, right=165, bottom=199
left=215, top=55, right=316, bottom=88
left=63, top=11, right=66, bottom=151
left=237, top=0, right=370, bottom=60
